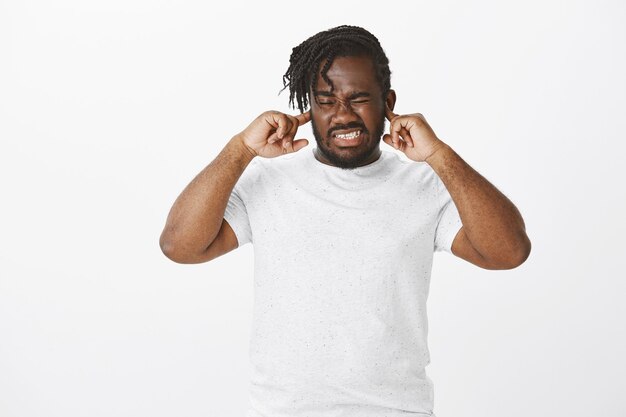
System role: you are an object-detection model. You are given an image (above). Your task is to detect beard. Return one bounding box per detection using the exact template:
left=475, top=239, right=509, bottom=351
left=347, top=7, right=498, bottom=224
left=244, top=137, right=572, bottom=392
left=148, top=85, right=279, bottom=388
left=310, top=107, right=386, bottom=170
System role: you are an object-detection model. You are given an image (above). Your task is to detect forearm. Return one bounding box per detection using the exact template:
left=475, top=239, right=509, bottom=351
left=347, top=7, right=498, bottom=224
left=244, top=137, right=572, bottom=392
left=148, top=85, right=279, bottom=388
left=426, top=143, right=531, bottom=266
left=159, top=134, right=255, bottom=258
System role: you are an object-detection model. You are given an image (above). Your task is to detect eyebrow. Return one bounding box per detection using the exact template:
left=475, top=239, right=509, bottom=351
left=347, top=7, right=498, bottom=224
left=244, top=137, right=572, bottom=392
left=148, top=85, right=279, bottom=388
left=313, top=90, right=371, bottom=99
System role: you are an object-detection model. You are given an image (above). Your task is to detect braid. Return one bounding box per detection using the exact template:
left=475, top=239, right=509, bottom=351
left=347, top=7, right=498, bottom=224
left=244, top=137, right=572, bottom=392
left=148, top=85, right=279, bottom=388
left=279, top=25, right=392, bottom=113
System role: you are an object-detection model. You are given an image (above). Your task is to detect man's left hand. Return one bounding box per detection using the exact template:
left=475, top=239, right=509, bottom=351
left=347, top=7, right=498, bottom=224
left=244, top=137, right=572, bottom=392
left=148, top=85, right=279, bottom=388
left=383, top=105, right=447, bottom=163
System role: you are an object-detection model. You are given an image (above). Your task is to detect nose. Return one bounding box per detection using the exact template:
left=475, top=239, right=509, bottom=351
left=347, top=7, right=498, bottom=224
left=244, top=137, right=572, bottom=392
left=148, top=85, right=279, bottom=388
left=330, top=100, right=359, bottom=125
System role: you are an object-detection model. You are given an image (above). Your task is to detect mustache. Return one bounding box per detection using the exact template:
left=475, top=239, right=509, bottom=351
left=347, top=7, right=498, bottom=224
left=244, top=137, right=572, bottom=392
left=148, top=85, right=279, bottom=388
left=328, top=122, right=367, bottom=137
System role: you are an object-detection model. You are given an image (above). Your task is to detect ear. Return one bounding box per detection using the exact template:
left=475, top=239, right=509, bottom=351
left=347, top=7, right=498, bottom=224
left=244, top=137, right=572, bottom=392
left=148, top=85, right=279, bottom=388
left=385, top=89, right=397, bottom=112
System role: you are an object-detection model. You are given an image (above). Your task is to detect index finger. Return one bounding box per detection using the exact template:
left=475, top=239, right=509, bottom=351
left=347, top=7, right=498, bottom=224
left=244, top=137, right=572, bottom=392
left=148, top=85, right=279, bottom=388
left=385, top=105, right=397, bottom=122
left=295, top=110, right=311, bottom=126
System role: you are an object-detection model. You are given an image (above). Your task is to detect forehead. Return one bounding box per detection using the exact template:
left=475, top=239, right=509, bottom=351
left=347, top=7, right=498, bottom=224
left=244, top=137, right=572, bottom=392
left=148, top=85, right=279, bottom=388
left=313, top=55, right=379, bottom=93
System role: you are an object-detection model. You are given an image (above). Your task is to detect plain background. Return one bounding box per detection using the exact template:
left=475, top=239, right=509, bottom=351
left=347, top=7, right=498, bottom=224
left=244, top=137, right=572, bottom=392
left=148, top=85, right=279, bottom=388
left=1, top=0, right=625, bottom=416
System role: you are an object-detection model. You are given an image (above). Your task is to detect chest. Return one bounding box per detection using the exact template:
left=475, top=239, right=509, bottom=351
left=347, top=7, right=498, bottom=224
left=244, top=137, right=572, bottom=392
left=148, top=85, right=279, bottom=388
left=247, top=180, right=440, bottom=261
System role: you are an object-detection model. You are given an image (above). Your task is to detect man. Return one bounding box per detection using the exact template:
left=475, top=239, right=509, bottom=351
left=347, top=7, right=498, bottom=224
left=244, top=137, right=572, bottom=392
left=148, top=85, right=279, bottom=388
left=160, top=25, right=531, bottom=417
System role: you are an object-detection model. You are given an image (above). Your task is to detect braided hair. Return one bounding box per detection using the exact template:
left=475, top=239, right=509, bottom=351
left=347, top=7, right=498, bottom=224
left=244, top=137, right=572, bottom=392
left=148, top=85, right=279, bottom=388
left=280, top=25, right=392, bottom=113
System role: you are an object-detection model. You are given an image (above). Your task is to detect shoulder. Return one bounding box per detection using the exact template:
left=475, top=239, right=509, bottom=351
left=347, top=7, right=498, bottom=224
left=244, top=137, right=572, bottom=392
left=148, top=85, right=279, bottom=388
left=384, top=150, right=440, bottom=185
left=237, top=150, right=304, bottom=188
left=256, top=148, right=309, bottom=175
left=253, top=148, right=305, bottom=168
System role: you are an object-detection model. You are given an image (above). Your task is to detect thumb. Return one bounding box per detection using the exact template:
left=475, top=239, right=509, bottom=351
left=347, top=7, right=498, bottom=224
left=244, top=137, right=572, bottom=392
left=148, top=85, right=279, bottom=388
left=382, top=134, right=402, bottom=151
left=291, top=139, right=309, bottom=152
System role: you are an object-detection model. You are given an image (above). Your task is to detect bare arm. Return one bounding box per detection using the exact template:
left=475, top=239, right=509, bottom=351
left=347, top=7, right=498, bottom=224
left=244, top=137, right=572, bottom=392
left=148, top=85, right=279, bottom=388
left=159, top=110, right=311, bottom=264
left=159, top=135, right=255, bottom=263
left=426, top=143, right=531, bottom=269
left=382, top=105, right=531, bottom=270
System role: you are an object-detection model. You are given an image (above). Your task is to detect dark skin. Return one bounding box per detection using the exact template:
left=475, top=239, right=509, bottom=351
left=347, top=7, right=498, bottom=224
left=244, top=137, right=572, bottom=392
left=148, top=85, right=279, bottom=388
left=309, top=55, right=396, bottom=170
left=305, top=54, right=530, bottom=269
left=160, top=54, right=530, bottom=269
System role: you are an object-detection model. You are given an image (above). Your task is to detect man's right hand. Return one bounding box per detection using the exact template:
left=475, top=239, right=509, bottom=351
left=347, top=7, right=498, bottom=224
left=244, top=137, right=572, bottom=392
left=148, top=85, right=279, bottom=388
left=236, top=110, right=311, bottom=158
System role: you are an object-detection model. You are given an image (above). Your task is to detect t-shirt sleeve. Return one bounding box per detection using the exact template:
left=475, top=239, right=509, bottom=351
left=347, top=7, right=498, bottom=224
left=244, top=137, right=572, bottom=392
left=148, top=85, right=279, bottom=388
left=223, top=178, right=253, bottom=248
left=434, top=174, right=463, bottom=254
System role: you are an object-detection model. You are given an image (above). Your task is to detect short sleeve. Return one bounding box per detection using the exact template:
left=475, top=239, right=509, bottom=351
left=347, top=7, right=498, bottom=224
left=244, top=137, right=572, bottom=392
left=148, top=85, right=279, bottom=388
left=223, top=182, right=253, bottom=247
left=434, top=175, right=463, bottom=253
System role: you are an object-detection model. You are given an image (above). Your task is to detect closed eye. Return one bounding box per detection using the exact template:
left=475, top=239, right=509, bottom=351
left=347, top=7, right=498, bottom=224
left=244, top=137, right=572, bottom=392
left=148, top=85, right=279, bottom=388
left=319, top=100, right=369, bottom=105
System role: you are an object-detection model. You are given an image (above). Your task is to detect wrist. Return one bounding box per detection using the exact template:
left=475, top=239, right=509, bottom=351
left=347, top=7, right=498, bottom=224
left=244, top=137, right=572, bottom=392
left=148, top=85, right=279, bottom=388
left=231, top=134, right=257, bottom=162
left=424, top=140, right=450, bottom=165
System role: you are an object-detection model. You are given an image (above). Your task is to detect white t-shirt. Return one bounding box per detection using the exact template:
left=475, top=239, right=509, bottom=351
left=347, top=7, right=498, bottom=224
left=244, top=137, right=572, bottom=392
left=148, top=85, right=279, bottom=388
left=224, top=146, right=462, bottom=417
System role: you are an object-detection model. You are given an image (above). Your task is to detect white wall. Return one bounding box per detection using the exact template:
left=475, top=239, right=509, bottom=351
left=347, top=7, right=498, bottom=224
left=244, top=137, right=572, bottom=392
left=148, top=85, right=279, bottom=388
left=1, top=1, right=624, bottom=416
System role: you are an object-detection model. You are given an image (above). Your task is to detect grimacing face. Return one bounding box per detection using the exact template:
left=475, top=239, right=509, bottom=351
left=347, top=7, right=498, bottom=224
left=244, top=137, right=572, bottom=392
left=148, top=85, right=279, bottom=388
left=309, top=55, right=396, bottom=170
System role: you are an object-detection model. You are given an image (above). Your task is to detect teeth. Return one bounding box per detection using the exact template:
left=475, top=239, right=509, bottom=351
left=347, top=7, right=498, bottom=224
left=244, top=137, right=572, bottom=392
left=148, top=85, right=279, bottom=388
left=335, top=130, right=361, bottom=139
